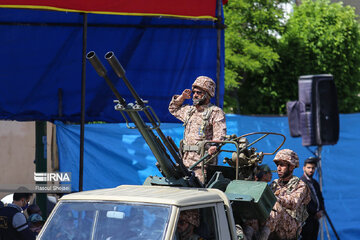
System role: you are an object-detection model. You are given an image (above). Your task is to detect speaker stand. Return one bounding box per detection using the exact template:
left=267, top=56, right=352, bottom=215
left=315, top=146, right=340, bottom=240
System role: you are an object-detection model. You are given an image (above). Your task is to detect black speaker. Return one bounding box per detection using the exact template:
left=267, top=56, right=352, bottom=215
left=298, top=74, right=339, bottom=146
left=286, top=101, right=301, bottom=137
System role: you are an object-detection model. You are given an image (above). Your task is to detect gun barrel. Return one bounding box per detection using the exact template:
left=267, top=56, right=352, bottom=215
left=87, top=51, right=126, bottom=105
left=129, top=112, right=179, bottom=178
left=105, top=51, right=144, bottom=106
left=105, top=52, right=185, bottom=171
left=105, top=51, right=126, bottom=79
left=87, top=50, right=181, bottom=180
left=86, top=51, right=107, bottom=77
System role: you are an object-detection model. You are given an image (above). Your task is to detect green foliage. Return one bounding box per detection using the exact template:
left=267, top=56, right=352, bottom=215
left=224, top=0, right=360, bottom=114
left=278, top=0, right=360, bottom=112
left=224, top=0, right=291, bottom=113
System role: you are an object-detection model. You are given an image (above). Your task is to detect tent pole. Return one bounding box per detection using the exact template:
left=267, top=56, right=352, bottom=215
left=79, top=13, right=88, bottom=192
left=316, top=146, right=324, bottom=240
left=35, top=121, right=47, bottom=218
left=215, top=0, right=222, bottom=107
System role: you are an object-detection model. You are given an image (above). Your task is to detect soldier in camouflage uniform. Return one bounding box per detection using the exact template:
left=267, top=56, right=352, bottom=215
left=176, top=209, right=203, bottom=240
left=260, top=149, right=311, bottom=240
left=169, top=76, right=226, bottom=183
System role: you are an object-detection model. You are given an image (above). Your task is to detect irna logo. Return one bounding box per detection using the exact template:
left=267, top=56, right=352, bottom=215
left=34, top=172, right=71, bottom=182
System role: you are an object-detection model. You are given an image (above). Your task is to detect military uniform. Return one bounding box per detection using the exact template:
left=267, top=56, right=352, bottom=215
left=169, top=98, right=226, bottom=182
left=253, top=149, right=311, bottom=240
left=169, top=76, right=226, bottom=183
left=267, top=176, right=311, bottom=239
left=177, top=209, right=204, bottom=240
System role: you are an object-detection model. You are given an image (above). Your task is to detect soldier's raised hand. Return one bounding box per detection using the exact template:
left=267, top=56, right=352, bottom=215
left=181, top=89, right=192, bottom=100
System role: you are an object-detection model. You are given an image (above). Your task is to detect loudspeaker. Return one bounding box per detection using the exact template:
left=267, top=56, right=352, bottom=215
left=286, top=101, right=301, bottom=137
left=298, top=74, right=339, bottom=146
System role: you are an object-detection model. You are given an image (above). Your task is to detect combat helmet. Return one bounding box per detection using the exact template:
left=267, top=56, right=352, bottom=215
left=192, top=76, right=216, bottom=98
left=179, top=209, right=200, bottom=227
left=273, top=149, right=299, bottom=168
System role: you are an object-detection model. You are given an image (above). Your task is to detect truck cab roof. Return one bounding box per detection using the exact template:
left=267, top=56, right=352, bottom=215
left=61, top=185, right=229, bottom=207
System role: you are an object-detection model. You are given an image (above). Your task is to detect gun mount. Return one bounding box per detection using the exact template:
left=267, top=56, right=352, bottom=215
left=191, top=132, right=286, bottom=182
left=87, top=51, right=285, bottom=224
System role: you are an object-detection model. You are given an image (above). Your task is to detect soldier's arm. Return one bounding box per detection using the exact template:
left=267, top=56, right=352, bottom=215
left=169, top=89, right=192, bottom=122
left=211, top=108, right=226, bottom=141
left=207, top=109, right=226, bottom=155
left=277, top=180, right=310, bottom=210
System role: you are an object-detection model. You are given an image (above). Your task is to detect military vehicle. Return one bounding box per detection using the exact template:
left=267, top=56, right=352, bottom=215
left=37, top=51, right=286, bottom=240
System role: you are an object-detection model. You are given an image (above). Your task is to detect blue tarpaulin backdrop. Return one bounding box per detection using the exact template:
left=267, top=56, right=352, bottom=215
left=0, top=8, right=224, bottom=123
left=57, top=113, right=360, bottom=240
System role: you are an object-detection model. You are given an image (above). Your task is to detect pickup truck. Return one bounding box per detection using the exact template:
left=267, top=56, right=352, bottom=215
left=37, top=185, right=238, bottom=240
left=37, top=180, right=275, bottom=240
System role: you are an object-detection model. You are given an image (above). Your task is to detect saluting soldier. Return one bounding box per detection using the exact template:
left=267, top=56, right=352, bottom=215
left=169, top=76, right=226, bottom=183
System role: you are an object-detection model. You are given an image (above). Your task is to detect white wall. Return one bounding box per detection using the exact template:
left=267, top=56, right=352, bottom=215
left=0, top=121, right=54, bottom=200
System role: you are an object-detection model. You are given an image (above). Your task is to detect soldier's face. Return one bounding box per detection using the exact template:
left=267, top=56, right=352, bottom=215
left=192, top=88, right=207, bottom=106
left=303, top=163, right=316, bottom=177
left=177, top=218, right=190, bottom=233
left=276, top=161, right=293, bottom=178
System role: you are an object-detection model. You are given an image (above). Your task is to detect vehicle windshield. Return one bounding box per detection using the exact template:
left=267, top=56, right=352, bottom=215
left=39, top=201, right=171, bottom=240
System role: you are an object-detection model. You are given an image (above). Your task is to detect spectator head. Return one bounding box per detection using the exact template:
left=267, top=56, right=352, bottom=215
left=304, top=157, right=319, bottom=167
left=256, top=164, right=273, bottom=183
left=13, top=190, right=32, bottom=209
left=27, top=203, right=42, bottom=216
left=303, top=157, right=319, bottom=178
left=28, top=213, right=45, bottom=224
left=28, top=213, right=45, bottom=233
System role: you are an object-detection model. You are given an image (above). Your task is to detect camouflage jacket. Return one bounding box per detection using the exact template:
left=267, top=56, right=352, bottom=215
left=270, top=175, right=311, bottom=223
left=169, top=95, right=226, bottom=146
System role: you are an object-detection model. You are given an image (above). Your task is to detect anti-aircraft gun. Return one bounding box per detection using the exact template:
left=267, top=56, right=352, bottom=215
left=87, top=51, right=202, bottom=188
left=87, top=51, right=286, bottom=230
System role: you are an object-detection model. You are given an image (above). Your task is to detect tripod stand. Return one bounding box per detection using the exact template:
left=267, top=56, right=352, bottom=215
left=313, top=146, right=340, bottom=240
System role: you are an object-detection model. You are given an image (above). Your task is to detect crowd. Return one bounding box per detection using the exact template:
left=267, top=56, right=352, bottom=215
left=0, top=192, right=45, bottom=239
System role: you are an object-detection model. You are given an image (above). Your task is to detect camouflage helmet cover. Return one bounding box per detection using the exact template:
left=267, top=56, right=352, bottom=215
left=192, top=76, right=216, bottom=98
left=179, top=209, right=200, bottom=227
left=273, top=149, right=299, bottom=168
